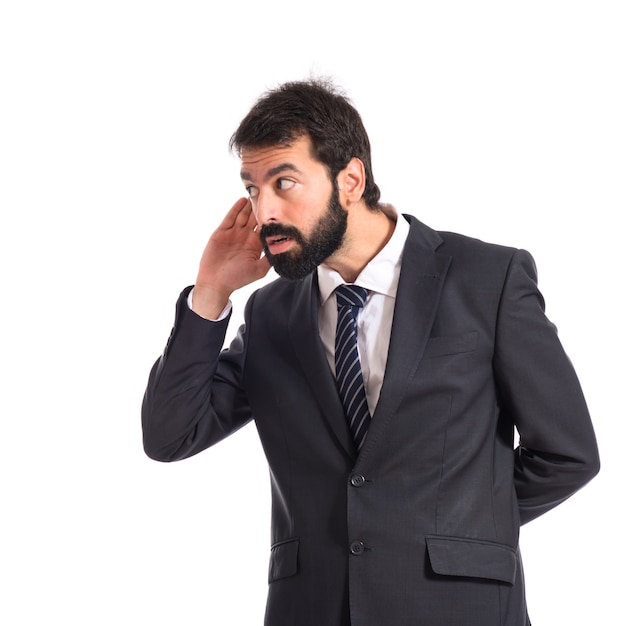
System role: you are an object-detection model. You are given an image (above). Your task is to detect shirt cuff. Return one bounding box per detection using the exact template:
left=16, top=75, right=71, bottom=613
left=187, top=288, right=232, bottom=321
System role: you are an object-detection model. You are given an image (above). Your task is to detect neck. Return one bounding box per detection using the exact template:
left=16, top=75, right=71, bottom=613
left=325, top=203, right=397, bottom=283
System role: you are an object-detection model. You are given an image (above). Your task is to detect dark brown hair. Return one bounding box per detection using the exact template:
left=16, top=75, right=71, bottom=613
left=230, top=79, right=381, bottom=209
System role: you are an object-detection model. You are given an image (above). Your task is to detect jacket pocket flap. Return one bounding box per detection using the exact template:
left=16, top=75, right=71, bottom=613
left=268, top=537, right=299, bottom=583
left=425, top=535, right=517, bottom=584
left=423, top=331, right=478, bottom=358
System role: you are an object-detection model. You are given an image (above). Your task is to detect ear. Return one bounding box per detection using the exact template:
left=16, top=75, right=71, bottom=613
left=336, top=157, right=366, bottom=206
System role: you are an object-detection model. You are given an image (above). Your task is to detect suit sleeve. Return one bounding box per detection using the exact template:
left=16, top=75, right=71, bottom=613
left=493, top=249, right=600, bottom=524
left=141, top=286, right=253, bottom=462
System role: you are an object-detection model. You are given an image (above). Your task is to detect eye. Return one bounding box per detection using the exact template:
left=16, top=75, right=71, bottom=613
left=245, top=185, right=259, bottom=199
left=276, top=178, right=296, bottom=191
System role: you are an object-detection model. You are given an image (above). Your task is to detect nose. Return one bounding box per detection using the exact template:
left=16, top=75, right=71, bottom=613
left=253, top=190, right=280, bottom=226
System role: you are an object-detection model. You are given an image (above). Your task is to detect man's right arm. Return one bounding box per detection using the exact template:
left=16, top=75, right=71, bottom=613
left=141, top=198, right=270, bottom=461
left=141, top=286, right=252, bottom=461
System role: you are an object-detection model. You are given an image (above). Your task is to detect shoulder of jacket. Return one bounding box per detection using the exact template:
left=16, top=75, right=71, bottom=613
left=403, top=213, right=520, bottom=261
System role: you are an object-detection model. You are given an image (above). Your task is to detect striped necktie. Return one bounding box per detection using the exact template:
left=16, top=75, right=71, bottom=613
left=335, top=284, right=371, bottom=451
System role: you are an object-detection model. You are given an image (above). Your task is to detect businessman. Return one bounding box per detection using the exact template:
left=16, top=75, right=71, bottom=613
left=142, top=79, right=600, bottom=625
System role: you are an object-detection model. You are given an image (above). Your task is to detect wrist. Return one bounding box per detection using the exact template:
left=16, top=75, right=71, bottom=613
left=191, top=284, right=232, bottom=320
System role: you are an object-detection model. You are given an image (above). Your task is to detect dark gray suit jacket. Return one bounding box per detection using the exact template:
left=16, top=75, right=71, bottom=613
left=142, top=215, right=599, bottom=626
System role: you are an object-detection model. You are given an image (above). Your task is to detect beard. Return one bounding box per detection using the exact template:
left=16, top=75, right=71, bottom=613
left=259, top=187, right=347, bottom=280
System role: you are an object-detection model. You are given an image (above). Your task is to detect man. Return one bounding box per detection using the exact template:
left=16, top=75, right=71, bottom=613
left=142, top=80, right=599, bottom=625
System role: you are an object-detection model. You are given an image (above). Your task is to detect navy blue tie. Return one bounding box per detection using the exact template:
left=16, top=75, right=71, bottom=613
left=335, top=284, right=371, bottom=451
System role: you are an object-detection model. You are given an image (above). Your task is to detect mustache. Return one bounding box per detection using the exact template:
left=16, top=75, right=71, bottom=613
left=259, top=223, right=304, bottom=246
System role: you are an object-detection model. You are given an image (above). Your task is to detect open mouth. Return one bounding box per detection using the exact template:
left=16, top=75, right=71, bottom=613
left=267, top=236, right=291, bottom=245
left=265, top=235, right=294, bottom=255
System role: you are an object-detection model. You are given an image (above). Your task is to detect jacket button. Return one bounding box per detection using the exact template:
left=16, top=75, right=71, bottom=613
left=350, top=541, right=365, bottom=556
left=350, top=474, right=366, bottom=487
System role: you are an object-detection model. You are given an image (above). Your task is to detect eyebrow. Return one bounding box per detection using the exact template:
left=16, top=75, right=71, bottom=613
left=240, top=162, right=303, bottom=182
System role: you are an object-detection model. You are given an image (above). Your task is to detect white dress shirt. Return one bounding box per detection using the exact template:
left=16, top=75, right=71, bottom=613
left=317, top=208, right=410, bottom=415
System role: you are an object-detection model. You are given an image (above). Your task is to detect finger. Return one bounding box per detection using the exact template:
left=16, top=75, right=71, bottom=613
left=234, top=198, right=255, bottom=228
left=219, top=197, right=249, bottom=229
left=244, top=200, right=261, bottom=231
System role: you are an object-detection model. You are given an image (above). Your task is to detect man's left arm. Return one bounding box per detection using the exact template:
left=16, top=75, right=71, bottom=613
left=493, top=249, right=600, bottom=524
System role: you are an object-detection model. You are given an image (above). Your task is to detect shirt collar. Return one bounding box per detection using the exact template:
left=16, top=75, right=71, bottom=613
left=317, top=206, right=410, bottom=305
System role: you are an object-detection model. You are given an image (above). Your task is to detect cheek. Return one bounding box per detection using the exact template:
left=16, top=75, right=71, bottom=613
left=248, top=197, right=259, bottom=217
left=299, top=194, right=331, bottom=223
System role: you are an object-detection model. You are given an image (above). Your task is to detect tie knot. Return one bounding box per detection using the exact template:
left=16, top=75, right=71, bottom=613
left=335, top=284, right=368, bottom=310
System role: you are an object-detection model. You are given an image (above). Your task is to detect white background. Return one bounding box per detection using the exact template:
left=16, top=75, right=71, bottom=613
left=1, top=1, right=624, bottom=624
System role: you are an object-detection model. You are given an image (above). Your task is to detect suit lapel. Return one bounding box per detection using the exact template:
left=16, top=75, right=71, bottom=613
left=288, top=274, right=357, bottom=460
left=359, top=217, right=451, bottom=461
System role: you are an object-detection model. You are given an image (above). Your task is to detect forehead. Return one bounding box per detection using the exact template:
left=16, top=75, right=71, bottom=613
left=240, top=136, right=323, bottom=179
